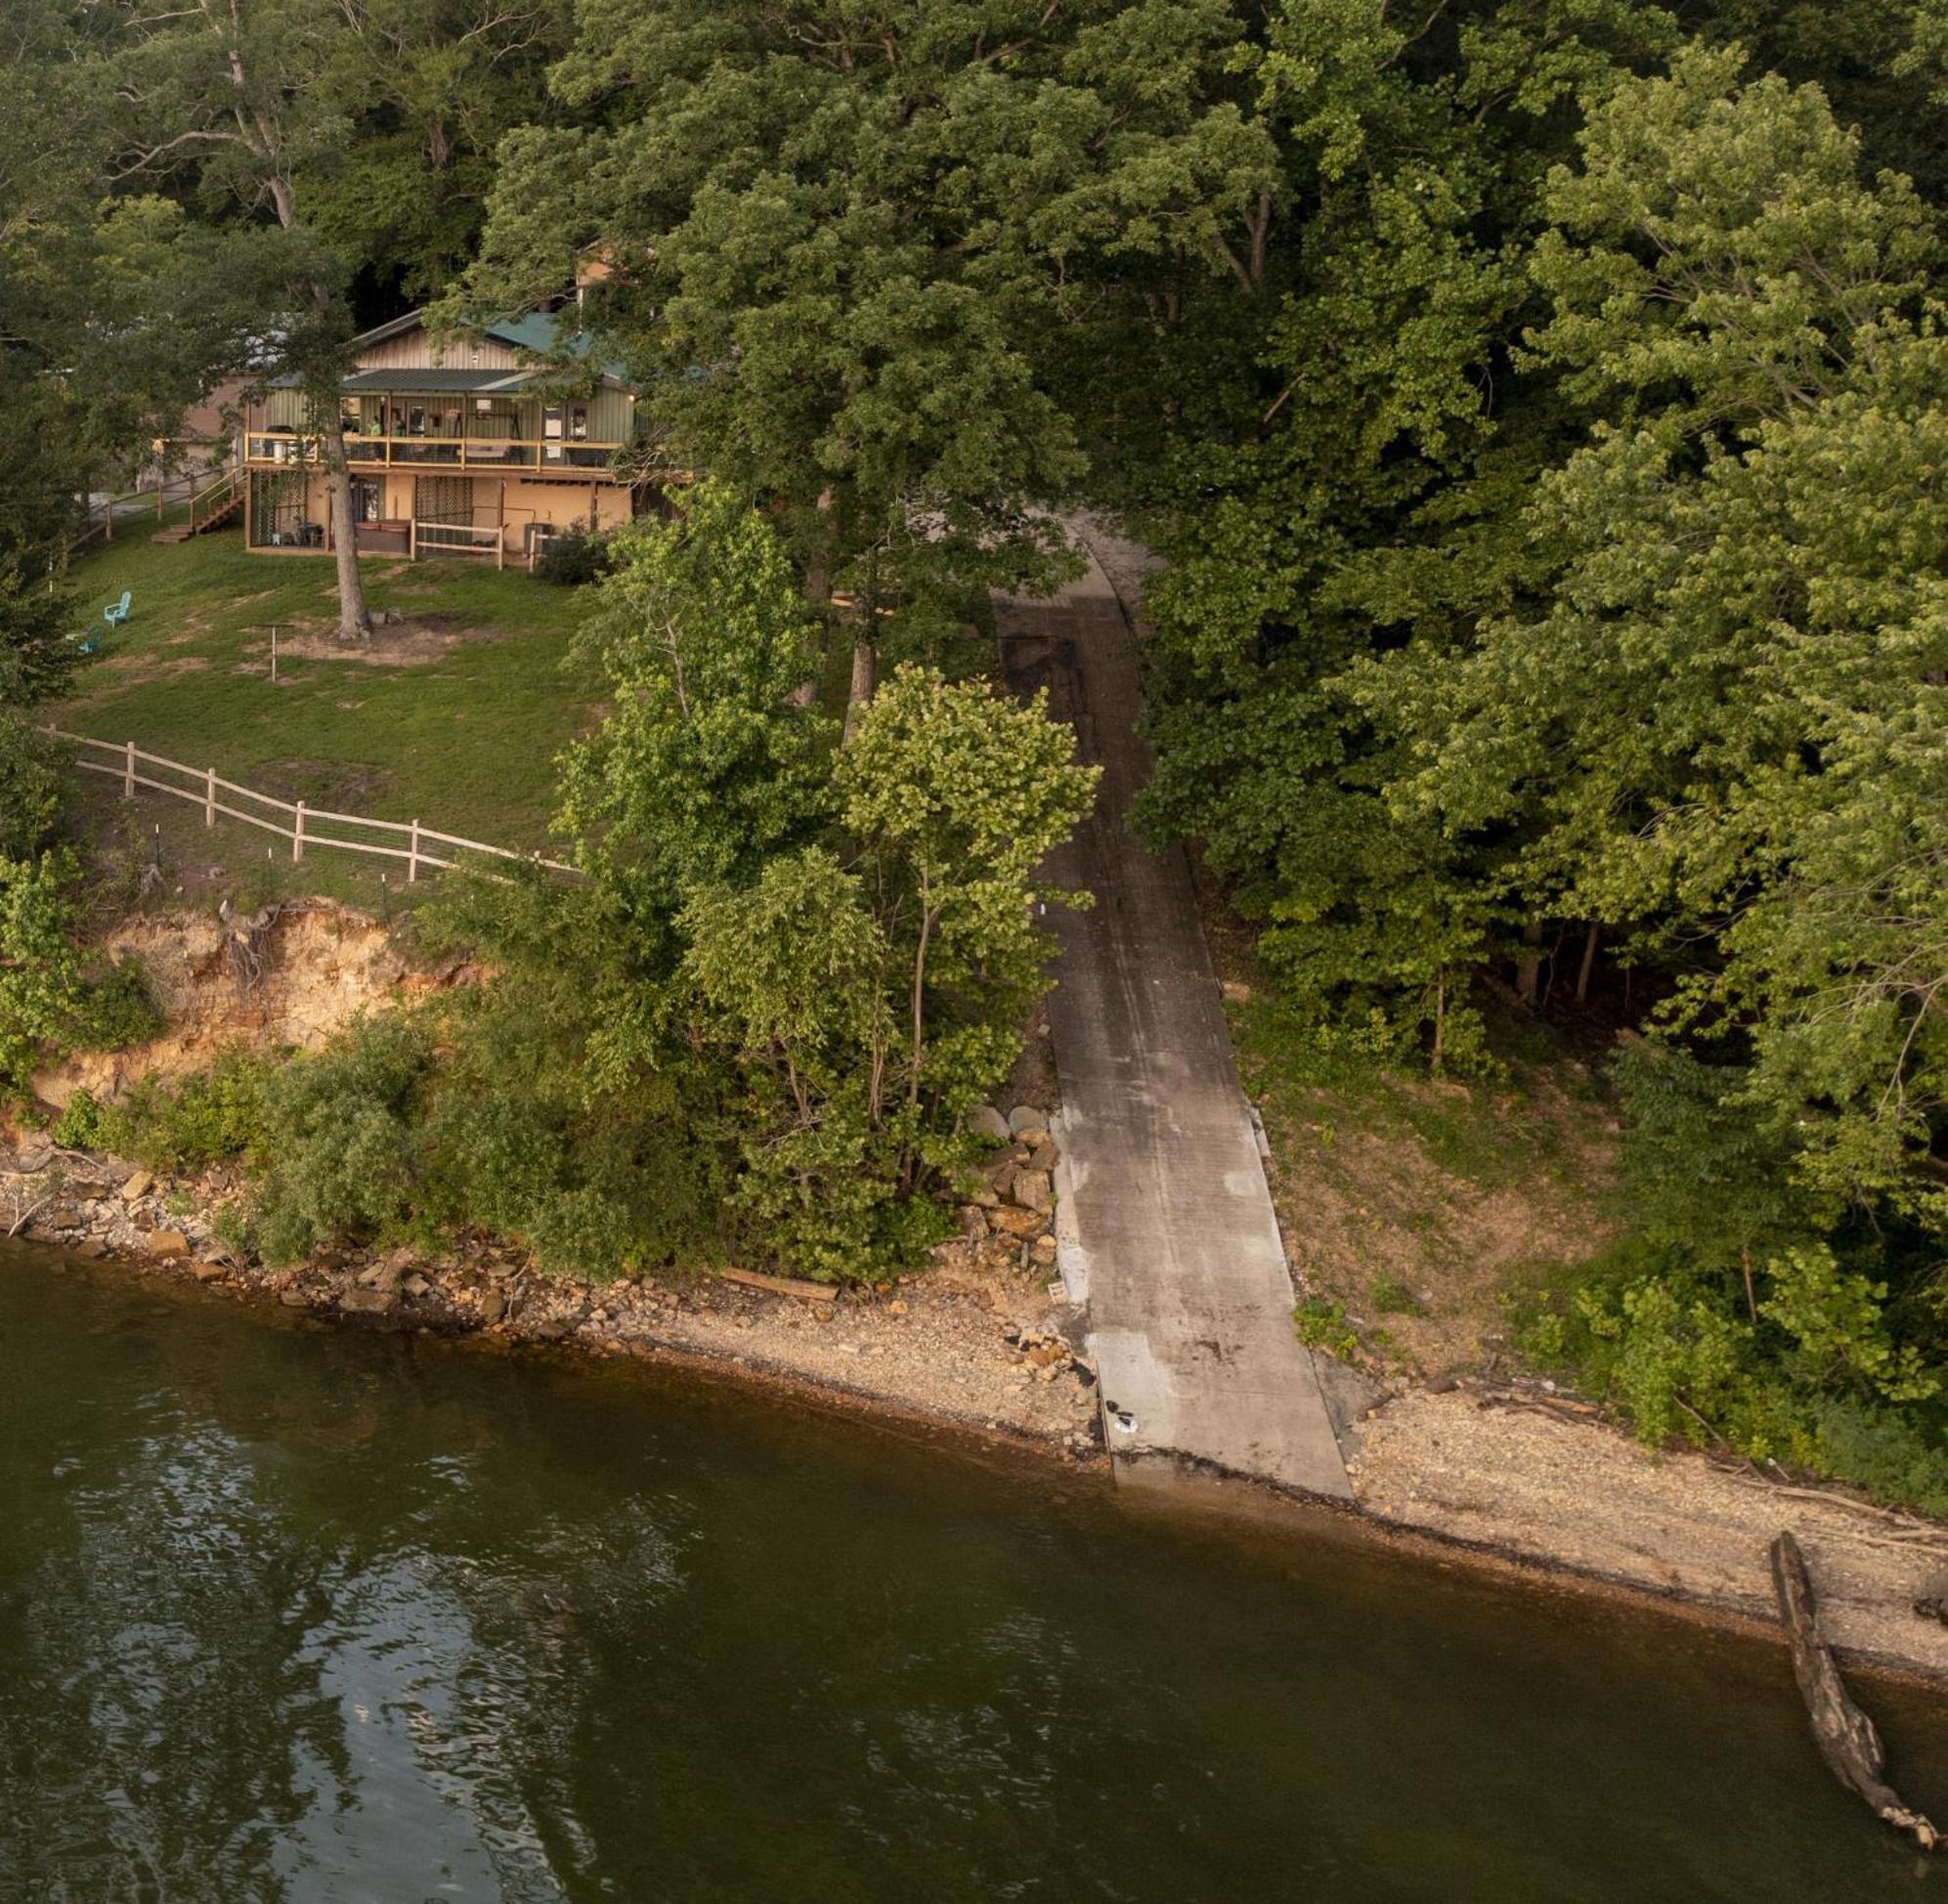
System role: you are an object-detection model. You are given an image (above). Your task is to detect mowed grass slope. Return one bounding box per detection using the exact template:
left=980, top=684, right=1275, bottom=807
left=56, top=529, right=601, bottom=909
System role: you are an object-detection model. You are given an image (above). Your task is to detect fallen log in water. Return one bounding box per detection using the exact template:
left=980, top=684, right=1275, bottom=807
left=1770, top=1530, right=1939, bottom=1851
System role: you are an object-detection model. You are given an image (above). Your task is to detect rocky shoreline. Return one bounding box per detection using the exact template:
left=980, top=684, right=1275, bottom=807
left=1, top=1114, right=1105, bottom=1463
left=10, top=1121, right=1948, bottom=1683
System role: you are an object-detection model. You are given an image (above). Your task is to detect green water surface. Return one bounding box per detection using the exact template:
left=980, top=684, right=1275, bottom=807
left=2, top=1242, right=1944, bottom=1902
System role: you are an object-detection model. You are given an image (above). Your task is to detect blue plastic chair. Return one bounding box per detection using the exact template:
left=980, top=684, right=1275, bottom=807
left=103, top=589, right=131, bottom=628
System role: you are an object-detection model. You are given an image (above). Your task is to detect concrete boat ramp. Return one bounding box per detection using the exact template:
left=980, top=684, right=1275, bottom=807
left=996, top=547, right=1353, bottom=1503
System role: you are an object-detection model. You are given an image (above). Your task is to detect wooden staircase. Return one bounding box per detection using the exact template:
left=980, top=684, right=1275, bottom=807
left=152, top=469, right=243, bottom=545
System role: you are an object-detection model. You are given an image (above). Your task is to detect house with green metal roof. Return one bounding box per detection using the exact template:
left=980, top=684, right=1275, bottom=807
left=240, top=308, right=647, bottom=568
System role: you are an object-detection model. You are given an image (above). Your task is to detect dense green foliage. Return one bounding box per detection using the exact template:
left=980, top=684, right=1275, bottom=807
left=76, top=498, right=1093, bottom=1280
left=0, top=851, right=161, bottom=1098
left=1075, top=14, right=1948, bottom=1486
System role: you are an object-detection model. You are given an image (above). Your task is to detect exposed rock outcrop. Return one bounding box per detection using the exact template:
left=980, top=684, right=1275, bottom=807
left=33, top=901, right=473, bottom=1106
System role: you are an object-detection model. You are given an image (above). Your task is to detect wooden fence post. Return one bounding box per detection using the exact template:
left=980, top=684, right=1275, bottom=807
left=56, top=728, right=579, bottom=889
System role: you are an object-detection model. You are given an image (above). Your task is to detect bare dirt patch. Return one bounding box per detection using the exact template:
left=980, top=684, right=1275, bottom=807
left=238, top=613, right=521, bottom=669
left=1264, top=1064, right=1616, bottom=1378
left=33, top=899, right=455, bottom=1104
left=89, top=651, right=213, bottom=686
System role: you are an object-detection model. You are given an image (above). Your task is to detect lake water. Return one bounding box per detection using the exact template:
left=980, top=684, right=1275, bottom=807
left=2, top=1240, right=1944, bottom=1901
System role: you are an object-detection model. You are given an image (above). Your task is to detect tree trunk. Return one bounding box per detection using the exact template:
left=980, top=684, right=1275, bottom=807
left=908, top=899, right=934, bottom=1111
left=267, top=155, right=370, bottom=647
left=796, top=488, right=836, bottom=710
left=317, top=404, right=371, bottom=644
left=1514, top=918, right=1544, bottom=1008
left=1770, top=1531, right=1939, bottom=1851
left=803, top=487, right=835, bottom=609
left=842, top=637, right=877, bottom=742
left=1575, top=922, right=1599, bottom=1006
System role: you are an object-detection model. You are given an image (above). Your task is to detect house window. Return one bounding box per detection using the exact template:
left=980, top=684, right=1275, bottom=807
left=349, top=478, right=384, bottom=525
left=542, top=404, right=589, bottom=442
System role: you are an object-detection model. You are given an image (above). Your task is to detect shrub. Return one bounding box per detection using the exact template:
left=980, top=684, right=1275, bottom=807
left=101, top=1052, right=274, bottom=1173
left=0, top=853, right=164, bottom=1098
left=50, top=1089, right=109, bottom=1150
left=70, top=958, right=166, bottom=1054
left=534, top=528, right=612, bottom=585
left=1519, top=1238, right=1948, bottom=1502
left=0, top=849, right=89, bottom=1094
left=248, top=1017, right=433, bottom=1265
left=1802, top=1398, right=1948, bottom=1522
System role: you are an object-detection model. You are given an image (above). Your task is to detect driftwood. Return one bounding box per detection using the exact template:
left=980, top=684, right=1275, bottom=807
left=1770, top=1531, right=1939, bottom=1850
left=717, top=1266, right=835, bottom=1304
left=6, top=1191, right=52, bottom=1237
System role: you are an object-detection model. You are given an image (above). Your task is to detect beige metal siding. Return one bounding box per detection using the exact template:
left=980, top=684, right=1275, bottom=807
left=357, top=324, right=521, bottom=372
left=586, top=389, right=634, bottom=443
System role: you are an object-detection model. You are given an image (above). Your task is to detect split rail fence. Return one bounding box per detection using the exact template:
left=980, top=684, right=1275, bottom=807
left=49, top=729, right=578, bottom=883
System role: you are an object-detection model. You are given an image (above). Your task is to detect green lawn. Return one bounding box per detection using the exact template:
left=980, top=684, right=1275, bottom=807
left=57, top=528, right=600, bottom=910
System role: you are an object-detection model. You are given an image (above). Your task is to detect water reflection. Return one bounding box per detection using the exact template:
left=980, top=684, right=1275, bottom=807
left=1, top=1245, right=1943, bottom=1902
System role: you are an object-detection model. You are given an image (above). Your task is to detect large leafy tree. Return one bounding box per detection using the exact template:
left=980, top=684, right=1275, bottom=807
left=297, top=0, right=571, bottom=302
left=1, top=6, right=254, bottom=566
left=1381, top=49, right=1948, bottom=1209
left=682, top=664, right=1097, bottom=1275
left=456, top=0, right=1298, bottom=717
left=559, top=478, right=835, bottom=931
left=557, top=492, right=1097, bottom=1276
left=107, top=0, right=405, bottom=642
left=1136, top=0, right=1679, bottom=1062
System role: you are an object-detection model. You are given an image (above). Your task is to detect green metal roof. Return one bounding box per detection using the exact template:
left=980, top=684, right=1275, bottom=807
left=482, top=311, right=630, bottom=383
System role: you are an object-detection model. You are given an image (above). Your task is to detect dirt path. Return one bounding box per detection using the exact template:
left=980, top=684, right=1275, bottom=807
left=995, top=550, right=1351, bottom=1500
